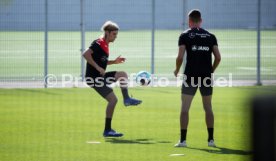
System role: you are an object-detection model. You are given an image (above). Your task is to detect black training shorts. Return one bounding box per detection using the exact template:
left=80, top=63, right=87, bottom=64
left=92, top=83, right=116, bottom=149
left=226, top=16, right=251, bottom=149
left=86, top=71, right=117, bottom=98
left=181, top=76, right=213, bottom=96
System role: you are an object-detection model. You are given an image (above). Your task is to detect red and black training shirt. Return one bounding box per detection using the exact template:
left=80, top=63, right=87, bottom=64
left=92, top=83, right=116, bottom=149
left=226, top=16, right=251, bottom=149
left=85, top=38, right=109, bottom=78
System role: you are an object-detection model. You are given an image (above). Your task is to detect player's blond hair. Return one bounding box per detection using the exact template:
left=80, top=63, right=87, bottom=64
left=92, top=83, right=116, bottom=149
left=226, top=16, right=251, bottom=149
left=101, top=21, right=119, bottom=32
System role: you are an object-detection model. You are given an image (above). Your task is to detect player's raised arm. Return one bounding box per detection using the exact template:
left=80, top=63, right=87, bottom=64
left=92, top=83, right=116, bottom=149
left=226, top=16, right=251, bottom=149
left=212, top=45, right=221, bottom=73
left=174, top=45, right=186, bottom=77
left=108, top=55, right=126, bottom=65
left=82, top=48, right=105, bottom=75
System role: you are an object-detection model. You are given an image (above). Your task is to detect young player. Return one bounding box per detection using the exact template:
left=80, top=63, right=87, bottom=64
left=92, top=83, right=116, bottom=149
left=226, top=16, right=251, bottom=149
left=174, top=9, right=221, bottom=147
left=83, top=21, right=142, bottom=137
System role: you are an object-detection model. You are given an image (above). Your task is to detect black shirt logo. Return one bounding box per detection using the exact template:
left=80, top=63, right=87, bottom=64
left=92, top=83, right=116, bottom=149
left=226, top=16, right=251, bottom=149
left=192, top=45, right=197, bottom=51
left=189, top=32, right=195, bottom=39
left=101, top=56, right=107, bottom=62
left=191, top=45, right=210, bottom=52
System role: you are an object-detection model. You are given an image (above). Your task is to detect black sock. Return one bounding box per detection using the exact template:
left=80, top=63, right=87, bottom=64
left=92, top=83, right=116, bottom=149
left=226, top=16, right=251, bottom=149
left=104, top=118, right=112, bottom=131
left=180, top=129, right=187, bottom=142
left=207, top=128, right=214, bottom=141
left=121, top=88, right=130, bottom=100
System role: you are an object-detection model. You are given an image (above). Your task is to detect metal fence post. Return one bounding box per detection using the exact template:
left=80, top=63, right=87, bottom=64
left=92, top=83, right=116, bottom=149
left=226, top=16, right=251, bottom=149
left=183, top=0, right=187, bottom=30
left=257, top=0, right=262, bottom=85
left=44, top=0, right=48, bottom=88
left=80, top=0, right=85, bottom=81
left=182, top=0, right=187, bottom=73
left=151, top=0, right=155, bottom=74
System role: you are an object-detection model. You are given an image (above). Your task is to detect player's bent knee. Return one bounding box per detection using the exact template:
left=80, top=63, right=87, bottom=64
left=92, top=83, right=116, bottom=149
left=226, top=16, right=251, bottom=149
left=108, top=100, right=117, bottom=108
left=109, top=97, right=118, bottom=105
left=105, top=92, right=118, bottom=104
left=116, top=71, right=128, bottom=78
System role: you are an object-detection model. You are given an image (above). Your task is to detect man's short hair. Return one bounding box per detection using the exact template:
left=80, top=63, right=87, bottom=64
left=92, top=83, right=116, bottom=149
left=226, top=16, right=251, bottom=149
left=188, top=9, right=201, bottom=23
left=101, top=21, right=119, bottom=32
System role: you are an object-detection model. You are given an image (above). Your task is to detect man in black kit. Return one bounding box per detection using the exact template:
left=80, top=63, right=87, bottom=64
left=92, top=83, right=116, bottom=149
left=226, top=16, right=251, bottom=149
left=174, top=9, right=221, bottom=147
left=82, top=21, right=142, bottom=137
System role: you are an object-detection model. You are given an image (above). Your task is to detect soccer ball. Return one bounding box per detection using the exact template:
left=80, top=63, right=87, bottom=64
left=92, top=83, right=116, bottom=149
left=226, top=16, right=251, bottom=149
left=136, top=71, right=151, bottom=86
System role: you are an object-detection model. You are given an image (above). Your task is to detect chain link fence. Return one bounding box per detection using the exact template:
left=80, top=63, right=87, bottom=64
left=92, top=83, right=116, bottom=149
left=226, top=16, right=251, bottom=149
left=0, top=0, right=275, bottom=87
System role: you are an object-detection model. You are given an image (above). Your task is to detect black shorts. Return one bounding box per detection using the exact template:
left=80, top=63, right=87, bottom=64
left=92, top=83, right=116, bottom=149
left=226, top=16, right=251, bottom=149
left=181, top=76, right=213, bottom=96
left=86, top=71, right=117, bottom=98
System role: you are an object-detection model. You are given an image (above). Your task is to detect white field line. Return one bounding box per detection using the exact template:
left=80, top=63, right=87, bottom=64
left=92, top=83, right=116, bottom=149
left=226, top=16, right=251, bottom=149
left=237, top=67, right=274, bottom=71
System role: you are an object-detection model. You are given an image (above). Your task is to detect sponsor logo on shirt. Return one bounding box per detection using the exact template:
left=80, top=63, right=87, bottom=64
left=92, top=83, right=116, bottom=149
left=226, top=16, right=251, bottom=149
left=191, top=45, right=210, bottom=51
left=195, top=33, right=211, bottom=38
left=101, top=56, right=108, bottom=62
left=189, top=32, right=195, bottom=39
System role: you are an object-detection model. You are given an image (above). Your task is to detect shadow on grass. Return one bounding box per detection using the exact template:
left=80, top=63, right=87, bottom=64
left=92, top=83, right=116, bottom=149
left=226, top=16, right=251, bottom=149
left=187, top=146, right=252, bottom=155
left=105, top=138, right=171, bottom=145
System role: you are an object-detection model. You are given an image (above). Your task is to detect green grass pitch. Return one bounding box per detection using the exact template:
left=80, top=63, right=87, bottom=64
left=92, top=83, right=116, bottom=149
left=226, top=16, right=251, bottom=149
left=0, top=29, right=275, bottom=160
left=0, top=30, right=276, bottom=81
left=2, top=86, right=275, bottom=161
